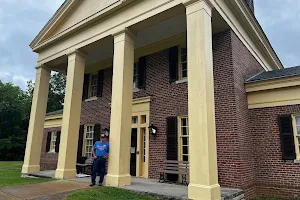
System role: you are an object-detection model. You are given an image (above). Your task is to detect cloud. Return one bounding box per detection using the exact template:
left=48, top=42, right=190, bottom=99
left=0, top=0, right=65, bottom=90
left=255, top=0, right=300, bottom=67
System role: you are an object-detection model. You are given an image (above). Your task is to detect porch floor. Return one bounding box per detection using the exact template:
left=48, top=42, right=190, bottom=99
left=28, top=171, right=244, bottom=200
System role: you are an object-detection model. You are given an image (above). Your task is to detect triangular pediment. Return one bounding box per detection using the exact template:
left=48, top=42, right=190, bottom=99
left=30, top=0, right=121, bottom=49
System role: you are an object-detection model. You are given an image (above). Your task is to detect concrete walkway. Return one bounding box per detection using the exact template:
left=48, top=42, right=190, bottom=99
left=6, top=170, right=244, bottom=200
left=0, top=180, right=88, bottom=200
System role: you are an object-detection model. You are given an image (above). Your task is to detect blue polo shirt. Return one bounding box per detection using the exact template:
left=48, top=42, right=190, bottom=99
left=94, top=141, right=109, bottom=157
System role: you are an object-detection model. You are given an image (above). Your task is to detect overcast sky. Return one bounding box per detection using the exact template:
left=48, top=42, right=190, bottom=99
left=0, top=0, right=299, bottom=90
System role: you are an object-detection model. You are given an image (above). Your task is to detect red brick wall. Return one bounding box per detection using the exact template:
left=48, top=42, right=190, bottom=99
left=213, top=30, right=263, bottom=198
left=250, top=105, right=300, bottom=199
left=40, top=127, right=61, bottom=170
left=40, top=29, right=265, bottom=198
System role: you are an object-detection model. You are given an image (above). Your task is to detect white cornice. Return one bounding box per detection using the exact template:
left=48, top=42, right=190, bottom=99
left=224, top=0, right=283, bottom=70
left=30, top=0, right=79, bottom=49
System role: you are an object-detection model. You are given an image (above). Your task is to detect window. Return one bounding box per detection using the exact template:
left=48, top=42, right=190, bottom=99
left=132, top=116, right=138, bottom=124
left=89, top=74, right=98, bottom=98
left=179, top=46, right=187, bottom=80
left=178, top=117, right=189, bottom=162
left=293, top=115, right=300, bottom=160
left=85, top=125, right=94, bottom=158
left=50, top=132, right=57, bottom=152
left=133, top=63, right=139, bottom=89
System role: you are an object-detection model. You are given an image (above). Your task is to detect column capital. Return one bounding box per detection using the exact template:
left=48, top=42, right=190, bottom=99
left=112, top=27, right=136, bottom=45
left=66, top=49, right=88, bottom=59
left=183, top=0, right=214, bottom=16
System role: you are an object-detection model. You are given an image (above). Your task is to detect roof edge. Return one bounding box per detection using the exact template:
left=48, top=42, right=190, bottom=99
left=30, top=0, right=77, bottom=49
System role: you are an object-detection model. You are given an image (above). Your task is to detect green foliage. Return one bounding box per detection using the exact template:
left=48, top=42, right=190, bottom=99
left=0, top=72, right=66, bottom=161
left=65, top=187, right=161, bottom=200
left=0, top=81, right=29, bottom=161
left=27, top=72, right=66, bottom=113
left=0, top=161, right=53, bottom=188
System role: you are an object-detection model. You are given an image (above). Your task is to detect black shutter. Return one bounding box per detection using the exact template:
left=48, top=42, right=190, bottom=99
left=82, top=74, right=90, bottom=100
left=97, top=70, right=104, bottom=97
left=55, top=131, right=61, bottom=153
left=166, top=116, right=178, bottom=181
left=94, top=124, right=101, bottom=144
left=138, top=56, right=146, bottom=89
left=46, top=132, right=52, bottom=152
left=168, top=46, right=178, bottom=83
left=77, top=125, right=85, bottom=157
left=278, top=115, right=296, bottom=160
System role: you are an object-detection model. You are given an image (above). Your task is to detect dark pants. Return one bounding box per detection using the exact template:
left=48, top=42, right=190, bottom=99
left=91, top=157, right=106, bottom=184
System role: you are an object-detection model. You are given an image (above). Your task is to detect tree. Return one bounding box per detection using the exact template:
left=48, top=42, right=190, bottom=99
left=27, top=72, right=66, bottom=113
left=0, top=72, right=66, bottom=161
left=0, top=81, right=29, bottom=161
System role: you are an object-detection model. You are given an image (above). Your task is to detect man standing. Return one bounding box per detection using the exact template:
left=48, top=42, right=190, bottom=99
left=90, top=133, right=109, bottom=186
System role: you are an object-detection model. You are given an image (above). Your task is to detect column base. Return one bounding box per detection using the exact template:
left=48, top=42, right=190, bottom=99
left=55, top=168, right=76, bottom=179
left=105, top=174, right=131, bottom=187
left=22, top=165, right=40, bottom=174
left=188, top=183, right=221, bottom=200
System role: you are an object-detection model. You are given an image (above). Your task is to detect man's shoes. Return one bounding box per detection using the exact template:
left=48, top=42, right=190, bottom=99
left=98, top=183, right=103, bottom=186
left=89, top=183, right=95, bottom=187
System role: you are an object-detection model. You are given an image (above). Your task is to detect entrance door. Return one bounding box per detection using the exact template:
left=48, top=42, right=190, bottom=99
left=130, top=128, right=137, bottom=176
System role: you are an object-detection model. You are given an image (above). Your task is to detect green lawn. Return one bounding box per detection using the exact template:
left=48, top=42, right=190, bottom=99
left=65, top=187, right=162, bottom=200
left=0, top=161, right=54, bottom=188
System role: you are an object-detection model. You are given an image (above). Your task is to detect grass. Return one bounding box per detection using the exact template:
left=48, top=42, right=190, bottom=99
left=65, top=187, right=161, bottom=200
left=0, top=161, right=54, bottom=188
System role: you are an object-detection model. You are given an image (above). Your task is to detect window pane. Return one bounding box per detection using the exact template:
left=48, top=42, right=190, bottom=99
left=297, top=117, right=300, bottom=125
left=182, top=137, right=188, bottom=145
left=132, top=117, right=138, bottom=124
left=182, top=127, right=187, bottom=135
left=181, top=48, right=187, bottom=55
left=183, top=146, right=188, bottom=154
left=183, top=155, right=188, bottom=161
left=181, top=55, right=187, bottom=62
left=297, top=126, right=300, bottom=134
left=298, top=137, right=300, bottom=145
left=182, top=70, right=187, bottom=78
left=182, top=118, right=187, bottom=126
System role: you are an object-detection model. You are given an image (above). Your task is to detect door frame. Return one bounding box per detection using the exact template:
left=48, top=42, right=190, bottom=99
left=131, top=97, right=150, bottom=178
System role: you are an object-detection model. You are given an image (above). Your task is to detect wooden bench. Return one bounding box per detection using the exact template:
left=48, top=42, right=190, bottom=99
left=158, top=160, right=189, bottom=185
left=76, top=157, right=93, bottom=175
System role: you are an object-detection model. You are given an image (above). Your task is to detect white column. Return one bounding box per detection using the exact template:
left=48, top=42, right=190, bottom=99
left=106, top=28, right=135, bottom=187
left=22, top=66, right=50, bottom=174
left=184, top=0, right=221, bottom=199
left=55, top=50, right=86, bottom=179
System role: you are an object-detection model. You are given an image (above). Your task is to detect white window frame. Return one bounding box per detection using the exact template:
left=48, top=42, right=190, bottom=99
left=292, top=114, right=300, bottom=160
left=89, top=74, right=98, bottom=98
left=50, top=131, right=57, bottom=152
left=83, top=125, right=95, bottom=158
left=178, top=44, right=187, bottom=81
left=178, top=116, right=189, bottom=162
left=133, top=63, right=139, bottom=89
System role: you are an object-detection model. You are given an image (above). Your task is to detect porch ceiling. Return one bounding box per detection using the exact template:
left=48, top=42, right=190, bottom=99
left=45, top=5, right=229, bottom=72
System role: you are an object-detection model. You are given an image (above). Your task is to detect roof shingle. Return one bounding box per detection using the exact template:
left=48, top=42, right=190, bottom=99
left=246, top=66, right=300, bottom=83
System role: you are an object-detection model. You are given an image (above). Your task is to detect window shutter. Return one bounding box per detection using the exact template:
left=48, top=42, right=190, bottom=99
left=77, top=125, right=85, bottom=157
left=168, top=46, right=178, bottom=83
left=138, top=56, right=146, bottom=89
left=55, top=131, right=61, bottom=153
left=94, top=124, right=101, bottom=144
left=278, top=115, right=296, bottom=160
left=82, top=74, right=90, bottom=100
left=166, top=116, right=178, bottom=181
left=97, top=70, right=104, bottom=97
left=46, top=132, right=52, bottom=152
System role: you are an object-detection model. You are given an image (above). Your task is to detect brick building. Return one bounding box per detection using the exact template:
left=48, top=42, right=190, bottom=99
left=22, top=0, right=299, bottom=199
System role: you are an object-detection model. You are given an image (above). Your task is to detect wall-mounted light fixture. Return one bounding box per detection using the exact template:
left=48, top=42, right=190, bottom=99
left=148, top=124, right=157, bottom=137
